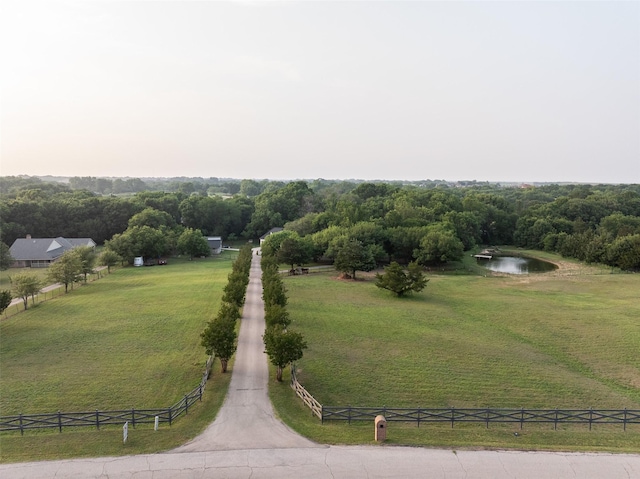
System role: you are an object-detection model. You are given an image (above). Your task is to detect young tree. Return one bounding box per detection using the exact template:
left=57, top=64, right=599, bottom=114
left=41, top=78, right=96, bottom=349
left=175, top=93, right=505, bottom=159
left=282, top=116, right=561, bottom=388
left=73, top=246, right=96, bottom=282
left=200, top=316, right=237, bottom=373
left=11, top=273, right=42, bottom=309
left=177, top=228, right=210, bottom=260
left=0, top=290, right=12, bottom=315
left=99, top=249, right=121, bottom=273
left=48, top=250, right=83, bottom=293
left=263, top=325, right=307, bottom=382
left=222, top=270, right=249, bottom=307
left=264, top=303, right=291, bottom=328
left=375, top=261, right=429, bottom=297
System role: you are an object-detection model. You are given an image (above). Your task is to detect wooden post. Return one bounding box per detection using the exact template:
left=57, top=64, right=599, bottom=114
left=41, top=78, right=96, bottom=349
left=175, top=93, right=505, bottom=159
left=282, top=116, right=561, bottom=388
left=58, top=411, right=62, bottom=433
left=19, top=414, right=24, bottom=436
left=96, top=410, right=100, bottom=430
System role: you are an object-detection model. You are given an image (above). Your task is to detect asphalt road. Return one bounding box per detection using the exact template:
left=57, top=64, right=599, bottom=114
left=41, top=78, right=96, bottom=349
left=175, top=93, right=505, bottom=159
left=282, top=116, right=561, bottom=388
left=2, top=250, right=639, bottom=478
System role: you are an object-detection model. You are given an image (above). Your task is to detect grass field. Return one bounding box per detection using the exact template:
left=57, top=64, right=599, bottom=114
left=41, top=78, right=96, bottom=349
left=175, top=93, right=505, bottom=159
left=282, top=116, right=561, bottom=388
left=1, top=254, right=237, bottom=414
left=0, top=253, right=241, bottom=464
left=270, top=251, right=640, bottom=451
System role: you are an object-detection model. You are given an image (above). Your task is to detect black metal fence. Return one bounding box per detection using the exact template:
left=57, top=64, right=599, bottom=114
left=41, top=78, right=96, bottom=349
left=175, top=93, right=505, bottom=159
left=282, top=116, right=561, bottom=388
left=321, top=406, right=640, bottom=430
left=0, top=356, right=214, bottom=434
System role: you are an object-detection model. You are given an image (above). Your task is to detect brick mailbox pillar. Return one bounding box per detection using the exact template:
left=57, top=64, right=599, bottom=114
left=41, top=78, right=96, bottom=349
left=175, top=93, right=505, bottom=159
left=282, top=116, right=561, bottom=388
left=375, top=415, right=387, bottom=442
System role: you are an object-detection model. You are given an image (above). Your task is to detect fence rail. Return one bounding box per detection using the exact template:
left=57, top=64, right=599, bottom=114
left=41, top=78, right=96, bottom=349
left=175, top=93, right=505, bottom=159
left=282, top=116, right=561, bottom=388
left=289, top=366, right=638, bottom=431
left=290, top=365, right=322, bottom=419
left=321, top=406, right=640, bottom=429
left=0, top=355, right=215, bottom=434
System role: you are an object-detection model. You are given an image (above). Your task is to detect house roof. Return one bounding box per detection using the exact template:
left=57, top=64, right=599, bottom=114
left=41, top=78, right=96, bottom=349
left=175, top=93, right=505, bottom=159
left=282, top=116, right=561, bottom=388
left=9, top=237, right=95, bottom=261
left=259, top=227, right=284, bottom=240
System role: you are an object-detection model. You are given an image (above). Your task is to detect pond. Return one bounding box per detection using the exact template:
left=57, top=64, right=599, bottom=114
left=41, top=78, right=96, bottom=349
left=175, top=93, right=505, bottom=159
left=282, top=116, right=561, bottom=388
left=476, top=255, right=558, bottom=274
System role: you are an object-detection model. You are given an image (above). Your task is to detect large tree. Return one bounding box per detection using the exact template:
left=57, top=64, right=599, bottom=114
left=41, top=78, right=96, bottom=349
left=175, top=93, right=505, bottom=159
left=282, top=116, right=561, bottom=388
left=414, top=228, right=464, bottom=265
left=330, top=237, right=376, bottom=279
left=276, top=236, right=313, bottom=270
left=11, top=273, right=42, bottom=309
left=263, top=325, right=307, bottom=382
left=0, top=242, right=13, bottom=270
left=177, top=228, right=210, bottom=260
left=375, top=261, right=429, bottom=297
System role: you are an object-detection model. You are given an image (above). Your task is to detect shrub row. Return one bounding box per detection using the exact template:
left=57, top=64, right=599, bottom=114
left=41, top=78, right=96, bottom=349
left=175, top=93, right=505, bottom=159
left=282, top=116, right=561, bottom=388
left=200, top=245, right=253, bottom=372
left=260, top=252, right=306, bottom=382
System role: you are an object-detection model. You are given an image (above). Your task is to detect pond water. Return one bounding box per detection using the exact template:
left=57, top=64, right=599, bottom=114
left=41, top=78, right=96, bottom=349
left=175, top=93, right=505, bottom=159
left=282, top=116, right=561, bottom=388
left=476, top=256, right=558, bottom=274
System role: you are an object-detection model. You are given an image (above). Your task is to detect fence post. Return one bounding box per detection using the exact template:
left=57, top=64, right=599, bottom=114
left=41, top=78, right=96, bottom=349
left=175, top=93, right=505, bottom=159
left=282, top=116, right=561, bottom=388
left=554, top=409, right=558, bottom=430
left=132, top=408, right=136, bottom=428
left=417, top=408, right=421, bottom=428
left=168, top=408, right=172, bottom=426
left=321, top=405, right=324, bottom=425
left=451, top=407, right=455, bottom=429
left=348, top=406, right=351, bottom=425
left=58, top=411, right=62, bottom=433
left=184, top=395, right=189, bottom=414
left=96, top=410, right=100, bottom=430
left=199, top=384, right=203, bottom=402
left=624, top=408, right=627, bottom=431
left=19, top=414, right=24, bottom=436
left=589, top=407, right=593, bottom=431
left=486, top=409, right=489, bottom=429
left=520, top=407, right=524, bottom=430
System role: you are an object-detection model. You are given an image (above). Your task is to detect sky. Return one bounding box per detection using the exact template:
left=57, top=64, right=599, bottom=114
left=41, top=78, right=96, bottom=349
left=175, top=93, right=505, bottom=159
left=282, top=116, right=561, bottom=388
left=1, top=0, right=639, bottom=184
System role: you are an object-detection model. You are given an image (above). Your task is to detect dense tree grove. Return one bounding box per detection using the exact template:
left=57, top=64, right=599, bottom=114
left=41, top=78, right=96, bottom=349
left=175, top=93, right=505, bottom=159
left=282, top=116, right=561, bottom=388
left=2, top=176, right=639, bottom=270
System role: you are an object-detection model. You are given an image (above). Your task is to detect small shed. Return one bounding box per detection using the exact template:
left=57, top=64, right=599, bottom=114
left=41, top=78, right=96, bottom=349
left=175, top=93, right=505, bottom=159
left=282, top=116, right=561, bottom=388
left=207, top=236, right=223, bottom=255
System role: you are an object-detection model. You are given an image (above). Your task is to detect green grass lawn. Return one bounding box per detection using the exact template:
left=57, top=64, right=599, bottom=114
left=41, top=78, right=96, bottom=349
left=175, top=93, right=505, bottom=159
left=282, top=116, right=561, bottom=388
left=1, top=255, right=237, bottom=414
left=1, top=253, right=238, bottom=462
left=270, top=252, right=640, bottom=451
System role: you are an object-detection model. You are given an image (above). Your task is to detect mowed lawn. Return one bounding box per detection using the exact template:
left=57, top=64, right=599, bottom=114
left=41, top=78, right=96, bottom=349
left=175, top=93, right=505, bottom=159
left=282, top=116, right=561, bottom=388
left=1, top=255, right=235, bottom=415
left=285, top=263, right=640, bottom=410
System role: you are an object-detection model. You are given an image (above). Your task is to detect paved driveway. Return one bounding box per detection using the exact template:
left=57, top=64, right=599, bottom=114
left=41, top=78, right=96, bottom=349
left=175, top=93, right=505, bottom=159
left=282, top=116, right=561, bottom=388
left=2, top=250, right=639, bottom=478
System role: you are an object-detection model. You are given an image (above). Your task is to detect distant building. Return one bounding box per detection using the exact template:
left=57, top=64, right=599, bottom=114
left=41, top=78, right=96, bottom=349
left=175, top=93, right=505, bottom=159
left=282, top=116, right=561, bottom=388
left=259, top=227, right=284, bottom=245
left=9, top=235, right=96, bottom=268
left=207, top=236, right=223, bottom=255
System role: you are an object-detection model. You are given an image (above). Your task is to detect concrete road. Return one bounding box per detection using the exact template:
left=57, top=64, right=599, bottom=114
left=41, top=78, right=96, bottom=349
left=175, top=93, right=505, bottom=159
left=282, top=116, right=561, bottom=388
left=2, top=250, right=639, bottom=478
left=2, top=446, right=639, bottom=478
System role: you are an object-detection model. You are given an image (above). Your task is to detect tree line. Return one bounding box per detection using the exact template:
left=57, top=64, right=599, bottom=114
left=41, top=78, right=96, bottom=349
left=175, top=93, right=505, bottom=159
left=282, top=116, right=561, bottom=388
left=2, top=176, right=639, bottom=271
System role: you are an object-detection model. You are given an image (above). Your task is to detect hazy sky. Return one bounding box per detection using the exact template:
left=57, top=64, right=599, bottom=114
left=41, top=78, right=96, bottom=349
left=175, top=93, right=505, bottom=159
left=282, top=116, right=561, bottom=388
left=1, top=0, right=639, bottom=183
